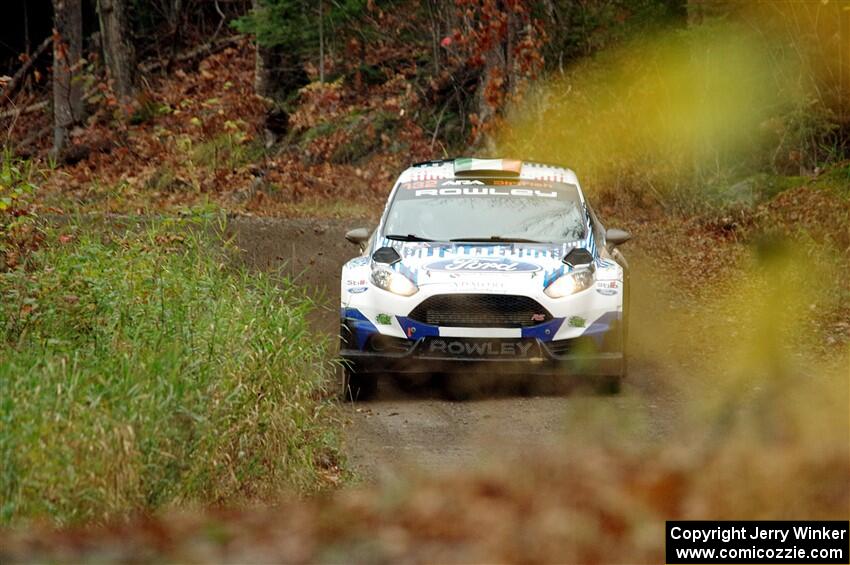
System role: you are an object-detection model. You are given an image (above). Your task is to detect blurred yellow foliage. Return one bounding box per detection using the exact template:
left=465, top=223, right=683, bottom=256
left=496, top=1, right=850, bottom=201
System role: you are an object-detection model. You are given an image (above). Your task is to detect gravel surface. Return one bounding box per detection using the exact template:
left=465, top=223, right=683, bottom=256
left=228, top=216, right=680, bottom=479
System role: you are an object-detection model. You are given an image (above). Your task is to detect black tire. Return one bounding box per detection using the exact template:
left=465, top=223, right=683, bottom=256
left=596, top=375, right=622, bottom=395
left=596, top=294, right=628, bottom=395
left=341, top=365, right=377, bottom=401
left=338, top=331, right=376, bottom=401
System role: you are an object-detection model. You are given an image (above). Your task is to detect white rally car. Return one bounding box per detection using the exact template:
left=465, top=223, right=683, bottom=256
left=339, top=158, right=631, bottom=398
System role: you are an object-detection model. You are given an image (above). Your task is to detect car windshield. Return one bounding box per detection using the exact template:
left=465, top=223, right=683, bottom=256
left=382, top=179, right=586, bottom=243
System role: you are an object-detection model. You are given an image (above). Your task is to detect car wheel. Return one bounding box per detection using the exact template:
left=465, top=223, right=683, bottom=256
left=596, top=375, right=622, bottom=395
left=341, top=365, right=377, bottom=401
left=596, top=310, right=628, bottom=395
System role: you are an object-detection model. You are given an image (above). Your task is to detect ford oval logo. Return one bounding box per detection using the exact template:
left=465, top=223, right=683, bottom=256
left=425, top=258, right=541, bottom=273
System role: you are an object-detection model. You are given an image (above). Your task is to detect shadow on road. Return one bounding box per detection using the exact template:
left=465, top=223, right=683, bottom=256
left=350, top=371, right=623, bottom=403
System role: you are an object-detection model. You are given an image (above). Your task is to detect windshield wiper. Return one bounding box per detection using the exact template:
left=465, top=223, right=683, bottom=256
left=385, top=233, right=435, bottom=242
left=450, top=236, right=547, bottom=244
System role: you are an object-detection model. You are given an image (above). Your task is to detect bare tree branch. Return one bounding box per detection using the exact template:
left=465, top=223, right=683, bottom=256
left=1, top=36, right=53, bottom=102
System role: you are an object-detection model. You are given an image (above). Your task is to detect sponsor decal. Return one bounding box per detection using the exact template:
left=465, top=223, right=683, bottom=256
left=428, top=339, right=535, bottom=357
left=347, top=286, right=368, bottom=294
left=596, top=280, right=621, bottom=296
left=345, top=279, right=367, bottom=286
left=491, top=179, right=566, bottom=189
left=440, top=179, right=485, bottom=186
left=415, top=187, right=558, bottom=198
left=426, top=258, right=541, bottom=273
left=376, top=313, right=393, bottom=325
left=399, top=179, right=440, bottom=190
left=453, top=157, right=522, bottom=175
left=568, top=316, right=586, bottom=328
left=450, top=280, right=507, bottom=291
left=348, top=257, right=370, bottom=267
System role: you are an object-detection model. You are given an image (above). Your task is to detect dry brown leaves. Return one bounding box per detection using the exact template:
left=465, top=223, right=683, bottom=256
left=2, top=444, right=846, bottom=563
left=597, top=183, right=850, bottom=350
left=753, top=184, right=850, bottom=252
left=15, top=32, right=440, bottom=218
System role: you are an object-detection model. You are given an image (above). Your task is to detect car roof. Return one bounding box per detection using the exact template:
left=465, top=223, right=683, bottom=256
left=396, top=158, right=581, bottom=187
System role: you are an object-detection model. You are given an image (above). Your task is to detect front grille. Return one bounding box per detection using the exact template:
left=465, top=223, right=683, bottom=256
left=408, top=294, right=552, bottom=328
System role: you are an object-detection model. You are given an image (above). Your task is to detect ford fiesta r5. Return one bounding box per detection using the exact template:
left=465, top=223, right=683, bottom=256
left=339, top=158, right=631, bottom=399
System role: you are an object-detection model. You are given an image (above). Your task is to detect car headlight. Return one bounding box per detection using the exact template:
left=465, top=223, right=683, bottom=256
left=371, top=268, right=418, bottom=296
left=544, top=268, right=594, bottom=298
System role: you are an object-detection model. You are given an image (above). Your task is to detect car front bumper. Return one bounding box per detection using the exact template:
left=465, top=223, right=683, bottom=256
left=339, top=334, right=625, bottom=376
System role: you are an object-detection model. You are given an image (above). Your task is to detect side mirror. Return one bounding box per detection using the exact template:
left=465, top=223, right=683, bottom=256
left=345, top=228, right=370, bottom=247
left=605, top=228, right=631, bottom=247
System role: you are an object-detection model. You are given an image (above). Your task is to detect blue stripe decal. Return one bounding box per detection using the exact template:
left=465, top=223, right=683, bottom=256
left=396, top=316, right=440, bottom=338
left=522, top=317, right=565, bottom=342
left=397, top=262, right=418, bottom=284
left=342, top=307, right=379, bottom=350
left=581, top=311, right=622, bottom=347
left=543, top=265, right=565, bottom=287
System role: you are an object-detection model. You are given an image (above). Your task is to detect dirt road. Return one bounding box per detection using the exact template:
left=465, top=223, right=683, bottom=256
left=229, top=216, right=678, bottom=479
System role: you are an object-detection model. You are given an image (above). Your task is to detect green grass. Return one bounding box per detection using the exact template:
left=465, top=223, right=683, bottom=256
left=0, top=219, right=343, bottom=525
left=814, top=161, right=850, bottom=199
left=192, top=133, right=266, bottom=171
left=299, top=109, right=401, bottom=165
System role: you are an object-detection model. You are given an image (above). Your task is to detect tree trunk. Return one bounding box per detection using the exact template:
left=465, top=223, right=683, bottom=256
left=52, top=0, right=83, bottom=157
left=170, top=0, right=183, bottom=54
left=24, top=0, right=31, bottom=56
left=97, top=0, right=136, bottom=101
left=318, top=0, right=324, bottom=84
left=472, top=46, right=501, bottom=149
left=471, top=0, right=527, bottom=150
left=252, top=0, right=274, bottom=98
left=250, top=0, right=308, bottom=101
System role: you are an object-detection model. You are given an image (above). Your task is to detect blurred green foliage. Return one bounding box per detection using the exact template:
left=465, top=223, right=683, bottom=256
left=233, top=0, right=375, bottom=53
left=496, top=1, right=850, bottom=212
left=0, top=220, right=343, bottom=525
left=0, top=149, right=40, bottom=214
left=538, top=0, right=687, bottom=67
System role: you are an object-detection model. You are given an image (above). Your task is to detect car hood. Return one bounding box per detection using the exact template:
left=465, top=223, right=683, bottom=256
left=381, top=241, right=587, bottom=290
